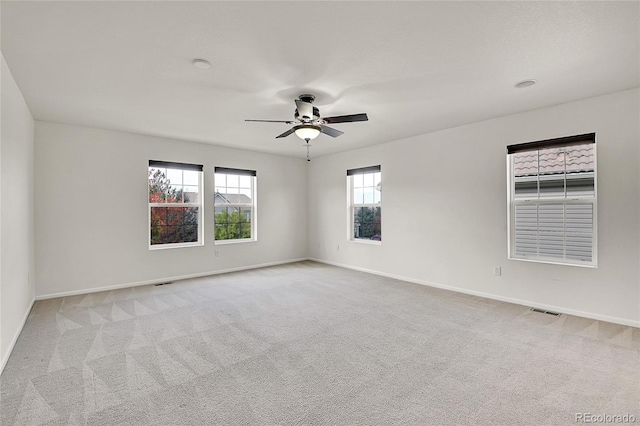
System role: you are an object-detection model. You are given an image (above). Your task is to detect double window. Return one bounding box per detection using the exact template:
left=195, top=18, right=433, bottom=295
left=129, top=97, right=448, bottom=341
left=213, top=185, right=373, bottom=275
left=507, top=133, right=597, bottom=266
left=214, top=167, right=256, bottom=243
left=348, top=165, right=382, bottom=242
left=148, top=161, right=203, bottom=248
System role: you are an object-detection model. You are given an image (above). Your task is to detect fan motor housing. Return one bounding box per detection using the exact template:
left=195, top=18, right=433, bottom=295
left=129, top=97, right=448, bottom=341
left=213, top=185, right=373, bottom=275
left=295, top=106, right=320, bottom=122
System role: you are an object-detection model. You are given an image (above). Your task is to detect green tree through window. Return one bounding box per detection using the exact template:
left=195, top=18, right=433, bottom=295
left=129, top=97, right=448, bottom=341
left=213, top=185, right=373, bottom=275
left=214, top=209, right=251, bottom=240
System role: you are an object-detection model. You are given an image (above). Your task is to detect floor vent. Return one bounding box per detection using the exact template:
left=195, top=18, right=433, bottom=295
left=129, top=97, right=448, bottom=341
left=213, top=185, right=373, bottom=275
left=531, top=308, right=561, bottom=316
left=154, top=282, right=173, bottom=286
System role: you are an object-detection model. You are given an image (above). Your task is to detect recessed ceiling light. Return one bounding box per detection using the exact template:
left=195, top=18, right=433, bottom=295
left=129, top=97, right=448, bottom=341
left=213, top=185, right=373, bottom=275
left=515, top=79, right=537, bottom=89
left=192, top=59, right=211, bottom=69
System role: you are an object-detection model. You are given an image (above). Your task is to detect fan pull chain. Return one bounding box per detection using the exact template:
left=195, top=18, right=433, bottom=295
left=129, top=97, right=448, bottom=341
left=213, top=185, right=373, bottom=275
left=305, top=139, right=311, bottom=162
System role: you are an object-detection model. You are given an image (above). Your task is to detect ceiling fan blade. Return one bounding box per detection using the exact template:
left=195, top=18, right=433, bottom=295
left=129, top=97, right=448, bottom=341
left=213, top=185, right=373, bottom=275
left=323, top=113, right=368, bottom=124
left=245, top=119, right=295, bottom=124
left=320, top=125, right=344, bottom=138
left=275, top=128, right=296, bottom=139
left=295, top=99, right=314, bottom=120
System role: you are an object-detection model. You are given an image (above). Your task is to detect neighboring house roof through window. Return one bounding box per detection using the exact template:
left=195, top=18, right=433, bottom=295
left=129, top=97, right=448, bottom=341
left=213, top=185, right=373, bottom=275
left=214, top=192, right=252, bottom=204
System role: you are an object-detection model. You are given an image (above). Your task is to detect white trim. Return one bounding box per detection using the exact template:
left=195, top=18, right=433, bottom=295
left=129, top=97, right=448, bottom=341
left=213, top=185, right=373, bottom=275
left=253, top=177, right=258, bottom=241
left=346, top=177, right=351, bottom=241
left=506, top=155, right=512, bottom=262
left=149, top=241, right=204, bottom=250
left=148, top=166, right=204, bottom=249
left=507, top=143, right=597, bottom=267
left=507, top=255, right=597, bottom=268
left=213, top=172, right=257, bottom=243
left=214, top=238, right=256, bottom=245
left=1, top=297, right=35, bottom=375
left=309, top=258, right=640, bottom=328
left=349, top=239, right=382, bottom=245
left=18, top=257, right=640, bottom=376
left=347, top=171, right=382, bottom=242
left=35, top=258, right=309, bottom=300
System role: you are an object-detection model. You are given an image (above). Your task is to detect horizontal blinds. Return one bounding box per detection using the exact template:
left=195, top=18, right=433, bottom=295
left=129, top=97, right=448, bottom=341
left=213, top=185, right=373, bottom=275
left=215, top=167, right=257, bottom=176
left=347, top=165, right=381, bottom=176
left=149, top=160, right=203, bottom=172
left=514, top=203, right=593, bottom=262
left=507, top=133, right=595, bottom=154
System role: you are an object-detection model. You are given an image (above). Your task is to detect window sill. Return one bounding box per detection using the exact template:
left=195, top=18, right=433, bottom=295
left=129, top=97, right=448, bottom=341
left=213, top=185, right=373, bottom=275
left=215, top=238, right=256, bottom=245
left=508, top=256, right=597, bottom=268
left=349, top=239, right=382, bottom=246
left=149, top=241, right=204, bottom=250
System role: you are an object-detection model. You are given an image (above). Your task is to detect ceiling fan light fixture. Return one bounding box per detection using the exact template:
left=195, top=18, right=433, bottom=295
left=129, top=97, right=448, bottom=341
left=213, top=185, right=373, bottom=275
left=294, top=125, right=321, bottom=141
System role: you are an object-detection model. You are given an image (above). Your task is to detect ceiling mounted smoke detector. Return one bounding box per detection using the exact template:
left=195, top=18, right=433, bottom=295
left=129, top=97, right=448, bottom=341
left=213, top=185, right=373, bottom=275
left=515, top=79, right=537, bottom=89
left=192, top=59, right=211, bottom=69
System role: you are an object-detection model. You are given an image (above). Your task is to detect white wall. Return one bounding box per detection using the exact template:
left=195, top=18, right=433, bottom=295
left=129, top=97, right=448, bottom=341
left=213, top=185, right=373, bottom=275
left=309, top=88, right=640, bottom=327
left=34, top=122, right=308, bottom=297
left=1, top=54, right=36, bottom=370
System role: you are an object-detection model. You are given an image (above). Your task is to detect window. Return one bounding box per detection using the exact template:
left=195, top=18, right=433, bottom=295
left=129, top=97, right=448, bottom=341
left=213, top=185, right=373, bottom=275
left=148, top=160, right=203, bottom=248
left=214, top=167, right=256, bottom=242
left=348, top=165, right=382, bottom=242
left=507, top=133, right=596, bottom=266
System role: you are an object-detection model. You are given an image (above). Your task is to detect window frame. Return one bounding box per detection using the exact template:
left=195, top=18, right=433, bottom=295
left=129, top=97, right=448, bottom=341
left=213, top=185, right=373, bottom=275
left=213, top=167, right=257, bottom=244
left=347, top=165, right=382, bottom=244
left=506, top=134, right=597, bottom=267
left=148, top=160, right=204, bottom=250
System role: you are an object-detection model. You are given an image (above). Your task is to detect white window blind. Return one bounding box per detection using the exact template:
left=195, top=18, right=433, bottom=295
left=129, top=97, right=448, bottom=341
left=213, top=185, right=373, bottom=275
left=507, top=134, right=596, bottom=266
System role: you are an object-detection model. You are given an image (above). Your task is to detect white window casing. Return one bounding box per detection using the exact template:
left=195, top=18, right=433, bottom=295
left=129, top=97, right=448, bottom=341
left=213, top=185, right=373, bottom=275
left=148, top=160, right=204, bottom=250
left=347, top=165, right=382, bottom=243
left=214, top=167, right=257, bottom=244
left=507, top=134, right=597, bottom=267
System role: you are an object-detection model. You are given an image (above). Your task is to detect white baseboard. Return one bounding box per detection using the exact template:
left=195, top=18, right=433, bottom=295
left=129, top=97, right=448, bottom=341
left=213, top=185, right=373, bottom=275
left=310, top=258, right=640, bottom=328
left=36, top=258, right=310, bottom=300
left=33, top=255, right=640, bottom=327
left=0, top=297, right=35, bottom=376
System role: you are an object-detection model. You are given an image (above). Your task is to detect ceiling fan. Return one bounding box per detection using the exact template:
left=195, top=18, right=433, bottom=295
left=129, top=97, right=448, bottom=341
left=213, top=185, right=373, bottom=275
left=245, top=94, right=368, bottom=146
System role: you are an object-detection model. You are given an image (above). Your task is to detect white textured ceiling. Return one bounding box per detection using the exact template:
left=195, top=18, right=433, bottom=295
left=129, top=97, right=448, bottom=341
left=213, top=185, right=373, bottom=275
left=2, top=1, right=638, bottom=159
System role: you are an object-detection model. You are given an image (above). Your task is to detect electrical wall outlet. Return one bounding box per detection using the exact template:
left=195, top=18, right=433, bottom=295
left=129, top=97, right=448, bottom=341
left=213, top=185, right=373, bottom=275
left=494, top=266, right=502, bottom=276
left=215, top=250, right=219, bottom=257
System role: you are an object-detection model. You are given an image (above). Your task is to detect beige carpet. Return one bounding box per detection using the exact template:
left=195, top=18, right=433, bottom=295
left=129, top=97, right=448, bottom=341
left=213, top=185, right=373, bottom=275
left=1, top=261, right=638, bottom=425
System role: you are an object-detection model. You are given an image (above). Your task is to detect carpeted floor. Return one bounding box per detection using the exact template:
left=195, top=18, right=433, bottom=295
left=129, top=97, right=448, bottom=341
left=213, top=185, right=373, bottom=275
left=1, top=261, right=638, bottom=425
